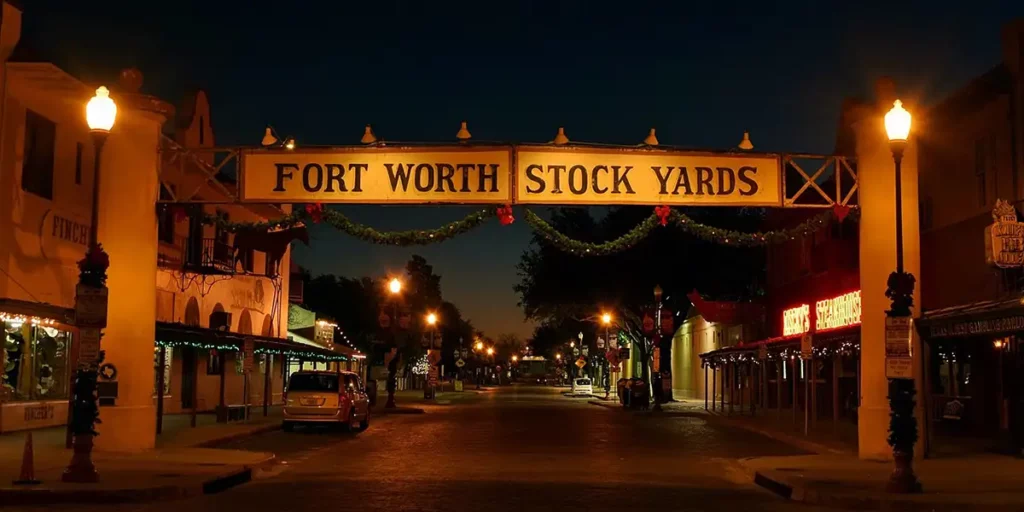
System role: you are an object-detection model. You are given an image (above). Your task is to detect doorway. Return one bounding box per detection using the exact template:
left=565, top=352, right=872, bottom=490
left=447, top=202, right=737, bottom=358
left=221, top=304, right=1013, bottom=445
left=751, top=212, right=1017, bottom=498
left=181, top=347, right=197, bottom=409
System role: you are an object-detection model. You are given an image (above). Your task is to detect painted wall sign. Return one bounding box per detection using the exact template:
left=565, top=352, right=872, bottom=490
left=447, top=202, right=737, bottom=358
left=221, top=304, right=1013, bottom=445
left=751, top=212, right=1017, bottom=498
left=928, top=315, right=1024, bottom=339
left=984, top=199, right=1024, bottom=268
left=240, top=147, right=514, bottom=204
left=783, top=304, right=810, bottom=336
left=815, top=290, right=862, bottom=332
left=515, top=147, right=781, bottom=206
left=39, top=209, right=91, bottom=263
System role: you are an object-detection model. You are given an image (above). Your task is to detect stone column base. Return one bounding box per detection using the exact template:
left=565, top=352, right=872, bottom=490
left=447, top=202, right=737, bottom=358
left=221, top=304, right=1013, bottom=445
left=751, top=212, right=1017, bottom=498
left=94, top=404, right=156, bottom=452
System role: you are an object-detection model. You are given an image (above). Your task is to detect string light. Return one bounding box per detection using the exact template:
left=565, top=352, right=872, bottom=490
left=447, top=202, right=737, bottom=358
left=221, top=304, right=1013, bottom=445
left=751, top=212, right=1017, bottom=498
left=1, top=313, right=59, bottom=327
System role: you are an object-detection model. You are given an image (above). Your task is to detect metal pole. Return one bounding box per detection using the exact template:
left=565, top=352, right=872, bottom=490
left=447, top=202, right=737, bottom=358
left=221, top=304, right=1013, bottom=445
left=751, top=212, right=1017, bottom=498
left=190, top=350, right=199, bottom=428
left=88, top=132, right=107, bottom=248
left=776, top=360, right=782, bottom=420
left=263, top=353, right=271, bottom=416
left=833, top=353, right=840, bottom=433
left=156, top=346, right=166, bottom=435
left=704, top=365, right=708, bottom=410
left=791, top=357, right=798, bottom=425
left=712, top=367, right=717, bottom=412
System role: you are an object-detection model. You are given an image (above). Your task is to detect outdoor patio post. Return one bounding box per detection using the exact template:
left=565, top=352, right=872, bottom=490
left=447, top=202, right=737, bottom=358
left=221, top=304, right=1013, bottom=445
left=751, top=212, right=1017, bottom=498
left=156, top=346, right=166, bottom=435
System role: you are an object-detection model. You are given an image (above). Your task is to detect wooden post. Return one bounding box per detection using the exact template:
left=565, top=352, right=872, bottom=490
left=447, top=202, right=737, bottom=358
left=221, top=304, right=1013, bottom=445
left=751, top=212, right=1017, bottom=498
left=263, top=353, right=271, bottom=417
left=776, top=360, right=783, bottom=420
left=156, top=346, right=166, bottom=435
left=190, top=350, right=199, bottom=428
left=750, top=364, right=756, bottom=416
left=762, top=360, right=769, bottom=411
left=218, top=352, right=227, bottom=422
left=704, top=365, right=709, bottom=410
left=712, top=367, right=717, bottom=411
left=728, top=363, right=734, bottom=415
left=832, top=354, right=840, bottom=433
left=804, top=359, right=810, bottom=435
left=810, top=354, right=817, bottom=428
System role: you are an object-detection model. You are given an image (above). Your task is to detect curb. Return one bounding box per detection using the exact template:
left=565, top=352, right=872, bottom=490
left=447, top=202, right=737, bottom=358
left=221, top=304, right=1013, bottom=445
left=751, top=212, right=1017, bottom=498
left=700, top=413, right=847, bottom=456
left=0, top=467, right=253, bottom=506
left=751, top=469, right=1024, bottom=511
left=194, top=422, right=282, bottom=448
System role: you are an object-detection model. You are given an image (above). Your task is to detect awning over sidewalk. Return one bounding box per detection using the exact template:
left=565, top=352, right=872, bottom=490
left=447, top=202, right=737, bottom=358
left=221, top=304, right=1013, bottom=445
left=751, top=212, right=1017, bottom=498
left=0, top=297, right=75, bottom=326
left=919, top=297, right=1024, bottom=339
left=699, top=326, right=860, bottom=367
left=156, top=321, right=346, bottom=361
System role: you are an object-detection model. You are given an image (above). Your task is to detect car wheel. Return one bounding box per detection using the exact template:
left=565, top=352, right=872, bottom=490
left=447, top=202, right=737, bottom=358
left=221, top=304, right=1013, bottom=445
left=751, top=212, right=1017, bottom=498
left=282, top=421, right=294, bottom=432
left=343, top=411, right=356, bottom=432
left=358, top=410, right=370, bottom=432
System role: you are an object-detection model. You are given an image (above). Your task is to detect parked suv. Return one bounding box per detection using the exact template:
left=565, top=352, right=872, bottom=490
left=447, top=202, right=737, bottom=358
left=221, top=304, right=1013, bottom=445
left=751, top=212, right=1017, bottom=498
left=283, top=371, right=369, bottom=432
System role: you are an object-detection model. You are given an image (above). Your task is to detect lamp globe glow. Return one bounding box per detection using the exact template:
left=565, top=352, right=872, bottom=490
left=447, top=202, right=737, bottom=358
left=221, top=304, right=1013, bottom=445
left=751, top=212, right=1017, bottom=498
left=475, top=341, right=484, bottom=351
left=885, top=99, right=911, bottom=142
left=86, top=86, right=117, bottom=132
left=486, top=347, right=494, bottom=356
left=601, top=313, right=612, bottom=325
left=426, top=313, right=437, bottom=326
left=388, top=278, right=402, bottom=295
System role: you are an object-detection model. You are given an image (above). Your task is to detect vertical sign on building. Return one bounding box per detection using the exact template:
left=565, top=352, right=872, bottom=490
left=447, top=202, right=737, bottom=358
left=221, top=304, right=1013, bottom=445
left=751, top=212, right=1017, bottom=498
left=800, top=333, right=813, bottom=360
left=243, top=337, right=255, bottom=373
left=885, top=317, right=913, bottom=379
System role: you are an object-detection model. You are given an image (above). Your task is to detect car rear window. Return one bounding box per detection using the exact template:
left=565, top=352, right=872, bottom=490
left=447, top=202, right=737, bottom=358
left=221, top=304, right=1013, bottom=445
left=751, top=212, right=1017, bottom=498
left=288, top=373, right=339, bottom=392
left=576, top=379, right=591, bottom=385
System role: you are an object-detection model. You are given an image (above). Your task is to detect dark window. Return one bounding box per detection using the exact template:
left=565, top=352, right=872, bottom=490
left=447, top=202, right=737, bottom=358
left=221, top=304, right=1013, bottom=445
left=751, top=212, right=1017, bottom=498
left=74, top=142, right=83, bottom=185
left=240, top=248, right=254, bottom=273
left=287, top=373, right=339, bottom=392
left=920, top=196, right=934, bottom=231
left=21, top=109, right=56, bottom=199
left=199, top=116, right=205, bottom=145
left=158, top=185, right=176, bottom=244
left=206, top=353, right=223, bottom=375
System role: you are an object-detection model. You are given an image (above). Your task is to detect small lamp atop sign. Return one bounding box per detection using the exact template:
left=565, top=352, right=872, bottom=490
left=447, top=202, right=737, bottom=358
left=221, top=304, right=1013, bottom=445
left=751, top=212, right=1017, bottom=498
left=261, top=127, right=278, bottom=146
left=456, top=121, right=471, bottom=141
left=738, top=131, right=754, bottom=150
left=361, top=125, right=377, bottom=144
left=643, top=128, right=658, bottom=146
left=552, top=127, right=569, bottom=145
left=284, top=138, right=296, bottom=150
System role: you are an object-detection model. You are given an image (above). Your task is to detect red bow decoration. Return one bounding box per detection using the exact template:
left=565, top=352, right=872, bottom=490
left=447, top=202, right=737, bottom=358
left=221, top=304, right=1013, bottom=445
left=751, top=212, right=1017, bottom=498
left=832, top=204, right=851, bottom=222
left=654, top=205, right=671, bottom=226
left=171, top=206, right=188, bottom=223
left=497, top=204, right=514, bottom=225
left=305, top=202, right=324, bottom=223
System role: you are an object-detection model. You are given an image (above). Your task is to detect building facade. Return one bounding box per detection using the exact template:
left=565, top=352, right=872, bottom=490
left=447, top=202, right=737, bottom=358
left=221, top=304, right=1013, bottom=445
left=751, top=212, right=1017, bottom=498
left=916, top=20, right=1024, bottom=456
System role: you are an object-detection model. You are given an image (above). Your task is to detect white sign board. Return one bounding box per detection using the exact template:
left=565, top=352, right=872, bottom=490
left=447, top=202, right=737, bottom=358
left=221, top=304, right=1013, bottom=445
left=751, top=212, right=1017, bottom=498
left=75, top=284, right=108, bottom=328
left=800, top=333, right=813, bottom=360
left=885, top=317, right=913, bottom=379
left=78, top=328, right=101, bottom=364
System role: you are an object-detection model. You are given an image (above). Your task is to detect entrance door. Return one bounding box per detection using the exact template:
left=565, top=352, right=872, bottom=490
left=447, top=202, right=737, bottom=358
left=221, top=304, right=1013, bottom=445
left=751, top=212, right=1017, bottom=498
left=182, top=347, right=197, bottom=409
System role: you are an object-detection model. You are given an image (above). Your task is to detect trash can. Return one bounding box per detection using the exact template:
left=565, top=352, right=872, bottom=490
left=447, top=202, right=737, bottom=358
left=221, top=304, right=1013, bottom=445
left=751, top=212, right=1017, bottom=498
left=617, top=378, right=628, bottom=406
left=631, top=379, right=648, bottom=410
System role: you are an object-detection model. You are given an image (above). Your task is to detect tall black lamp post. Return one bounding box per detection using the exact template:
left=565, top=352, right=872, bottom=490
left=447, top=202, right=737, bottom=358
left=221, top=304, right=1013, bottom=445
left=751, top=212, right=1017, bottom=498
left=883, top=99, right=922, bottom=493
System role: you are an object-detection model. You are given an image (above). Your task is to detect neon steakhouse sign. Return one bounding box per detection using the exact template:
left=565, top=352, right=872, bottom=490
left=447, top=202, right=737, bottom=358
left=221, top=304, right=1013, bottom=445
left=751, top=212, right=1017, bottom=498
left=782, top=290, right=862, bottom=336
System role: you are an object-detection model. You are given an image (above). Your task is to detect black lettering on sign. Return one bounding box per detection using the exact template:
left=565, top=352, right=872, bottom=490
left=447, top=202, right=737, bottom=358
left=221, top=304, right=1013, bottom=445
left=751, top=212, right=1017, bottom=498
left=302, top=163, right=324, bottom=192
left=274, top=163, right=298, bottom=192
left=525, top=164, right=545, bottom=194
left=738, top=166, right=759, bottom=196
left=612, top=166, right=635, bottom=194
left=415, top=163, right=435, bottom=192
left=349, top=163, right=367, bottom=192
left=717, top=167, right=736, bottom=195
left=478, top=164, right=499, bottom=192
left=436, top=163, right=456, bottom=192
left=651, top=166, right=673, bottom=194
left=457, top=164, right=474, bottom=192
left=695, top=167, right=714, bottom=195
left=592, top=165, right=609, bottom=194
left=325, top=164, right=346, bottom=192
left=385, top=163, right=414, bottom=191
left=673, top=167, right=693, bottom=195
left=568, top=165, right=587, bottom=195
left=550, top=165, right=566, bottom=194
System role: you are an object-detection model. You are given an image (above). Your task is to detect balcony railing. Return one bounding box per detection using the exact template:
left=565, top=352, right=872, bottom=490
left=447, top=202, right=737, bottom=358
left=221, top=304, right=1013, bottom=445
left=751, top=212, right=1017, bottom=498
left=159, top=236, right=235, bottom=274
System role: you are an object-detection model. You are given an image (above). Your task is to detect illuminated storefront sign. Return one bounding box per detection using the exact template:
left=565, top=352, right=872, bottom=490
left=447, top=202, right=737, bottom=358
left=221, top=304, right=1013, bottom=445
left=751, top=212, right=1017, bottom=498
left=783, top=304, right=810, bottom=336
left=816, top=290, right=862, bottom=332
left=782, top=290, right=862, bottom=336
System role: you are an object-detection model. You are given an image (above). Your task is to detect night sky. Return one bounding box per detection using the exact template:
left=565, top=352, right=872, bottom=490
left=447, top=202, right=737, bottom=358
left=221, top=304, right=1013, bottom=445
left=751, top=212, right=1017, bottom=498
left=21, top=1, right=1023, bottom=339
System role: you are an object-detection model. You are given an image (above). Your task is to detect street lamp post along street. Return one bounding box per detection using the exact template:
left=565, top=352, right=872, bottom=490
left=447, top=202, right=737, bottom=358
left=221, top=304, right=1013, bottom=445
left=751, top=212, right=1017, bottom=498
left=601, top=312, right=613, bottom=398
left=64, top=86, right=117, bottom=483
left=653, top=285, right=664, bottom=412
left=384, top=277, right=403, bottom=409
left=883, top=99, right=921, bottom=494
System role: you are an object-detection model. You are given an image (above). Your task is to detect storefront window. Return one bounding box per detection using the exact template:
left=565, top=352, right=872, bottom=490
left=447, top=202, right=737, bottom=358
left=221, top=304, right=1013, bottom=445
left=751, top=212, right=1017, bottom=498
left=3, top=318, right=71, bottom=401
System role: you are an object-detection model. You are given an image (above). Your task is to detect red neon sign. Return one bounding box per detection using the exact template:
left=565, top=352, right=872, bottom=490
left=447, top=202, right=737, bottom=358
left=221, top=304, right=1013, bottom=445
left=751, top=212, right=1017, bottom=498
left=782, top=290, right=862, bottom=336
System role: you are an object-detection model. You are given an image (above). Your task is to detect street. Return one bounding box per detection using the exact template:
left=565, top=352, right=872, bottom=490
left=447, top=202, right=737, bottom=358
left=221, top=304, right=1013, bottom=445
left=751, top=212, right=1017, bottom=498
left=11, top=385, right=836, bottom=512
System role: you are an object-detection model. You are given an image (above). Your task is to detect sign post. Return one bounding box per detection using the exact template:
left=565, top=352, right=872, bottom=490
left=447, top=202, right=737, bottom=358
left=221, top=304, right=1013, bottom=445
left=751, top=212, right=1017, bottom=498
left=243, top=337, right=254, bottom=421
left=885, top=317, right=913, bottom=379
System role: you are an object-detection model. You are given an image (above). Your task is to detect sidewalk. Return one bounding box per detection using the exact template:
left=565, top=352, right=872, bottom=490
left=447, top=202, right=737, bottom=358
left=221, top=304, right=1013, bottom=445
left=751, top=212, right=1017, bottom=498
left=744, top=454, right=1024, bottom=511
left=0, top=408, right=281, bottom=505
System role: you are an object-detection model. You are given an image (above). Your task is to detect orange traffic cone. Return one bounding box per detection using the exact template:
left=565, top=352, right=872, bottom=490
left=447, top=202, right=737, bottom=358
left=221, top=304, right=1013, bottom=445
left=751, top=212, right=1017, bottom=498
left=13, top=432, right=40, bottom=485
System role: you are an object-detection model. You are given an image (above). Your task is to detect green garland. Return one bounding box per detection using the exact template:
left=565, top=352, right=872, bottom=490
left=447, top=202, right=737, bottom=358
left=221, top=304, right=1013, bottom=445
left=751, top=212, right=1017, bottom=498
left=670, top=209, right=849, bottom=247
left=526, top=207, right=854, bottom=257
left=202, top=207, right=495, bottom=246
left=524, top=209, right=660, bottom=256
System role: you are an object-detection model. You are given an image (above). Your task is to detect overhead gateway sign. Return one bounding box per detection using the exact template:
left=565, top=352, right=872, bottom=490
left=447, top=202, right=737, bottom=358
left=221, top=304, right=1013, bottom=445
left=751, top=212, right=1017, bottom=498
left=515, top=147, right=781, bottom=206
left=240, top=146, right=782, bottom=206
left=240, top=147, right=514, bottom=204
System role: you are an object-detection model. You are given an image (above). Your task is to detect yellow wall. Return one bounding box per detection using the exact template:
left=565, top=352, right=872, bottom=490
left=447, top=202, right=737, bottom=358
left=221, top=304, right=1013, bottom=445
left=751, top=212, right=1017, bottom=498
left=671, top=315, right=741, bottom=401
left=157, top=349, right=285, bottom=415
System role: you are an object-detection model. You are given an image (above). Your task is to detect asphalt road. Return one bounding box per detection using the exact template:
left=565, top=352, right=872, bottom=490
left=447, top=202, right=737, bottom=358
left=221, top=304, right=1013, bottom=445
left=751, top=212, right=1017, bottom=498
left=34, top=385, right=837, bottom=511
